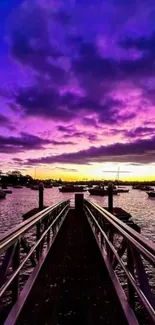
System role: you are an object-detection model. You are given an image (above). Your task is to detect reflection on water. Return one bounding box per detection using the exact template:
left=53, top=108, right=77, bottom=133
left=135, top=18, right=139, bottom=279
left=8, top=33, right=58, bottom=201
left=0, top=186, right=155, bottom=242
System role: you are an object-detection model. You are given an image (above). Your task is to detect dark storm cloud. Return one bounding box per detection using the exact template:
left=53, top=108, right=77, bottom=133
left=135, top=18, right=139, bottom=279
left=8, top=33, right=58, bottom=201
left=57, top=125, right=98, bottom=141
left=120, top=32, right=155, bottom=53
left=73, top=43, right=118, bottom=81
left=0, top=132, right=73, bottom=153
left=124, top=126, right=155, bottom=138
left=0, top=132, right=51, bottom=153
left=8, top=2, right=155, bottom=127
left=0, top=114, right=16, bottom=130
left=9, top=4, right=66, bottom=85
left=14, top=81, right=126, bottom=125
left=73, top=40, right=155, bottom=87
left=26, top=135, right=155, bottom=165
left=14, top=86, right=76, bottom=121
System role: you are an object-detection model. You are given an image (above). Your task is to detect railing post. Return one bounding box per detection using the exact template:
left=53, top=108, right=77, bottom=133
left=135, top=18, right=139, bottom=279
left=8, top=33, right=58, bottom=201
left=108, top=182, right=113, bottom=213
left=39, top=182, right=44, bottom=211
left=12, top=240, right=20, bottom=303
left=127, top=244, right=135, bottom=310
left=75, top=194, right=84, bottom=216
left=36, top=221, right=41, bottom=260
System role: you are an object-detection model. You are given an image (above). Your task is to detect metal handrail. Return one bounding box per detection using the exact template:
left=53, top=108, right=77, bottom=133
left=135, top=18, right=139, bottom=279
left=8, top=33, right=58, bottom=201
left=0, top=200, right=69, bottom=253
left=0, top=200, right=68, bottom=243
left=0, top=204, right=69, bottom=298
left=84, top=199, right=155, bottom=323
left=85, top=200, right=155, bottom=258
left=0, top=199, right=70, bottom=320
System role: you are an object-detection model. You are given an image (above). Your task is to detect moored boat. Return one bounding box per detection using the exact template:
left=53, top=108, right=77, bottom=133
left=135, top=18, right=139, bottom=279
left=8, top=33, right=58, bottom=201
left=0, top=189, right=6, bottom=199
left=44, top=184, right=53, bottom=188
left=133, top=185, right=154, bottom=191
left=3, top=190, right=12, bottom=194
left=140, top=186, right=154, bottom=191
left=116, top=188, right=129, bottom=193
left=89, top=186, right=118, bottom=196
left=31, top=185, right=40, bottom=190
left=147, top=191, right=155, bottom=198
left=59, top=185, right=86, bottom=193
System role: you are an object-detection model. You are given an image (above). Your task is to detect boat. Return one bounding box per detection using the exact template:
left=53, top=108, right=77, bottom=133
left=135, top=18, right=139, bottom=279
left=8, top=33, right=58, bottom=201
left=132, top=185, right=140, bottom=189
left=104, top=186, right=129, bottom=193
left=116, top=188, right=129, bottom=193
left=140, top=186, right=154, bottom=191
left=59, top=185, right=86, bottom=193
left=3, top=190, right=12, bottom=194
left=147, top=191, right=155, bottom=198
left=31, top=185, right=39, bottom=190
left=13, top=185, right=23, bottom=188
left=0, top=190, right=6, bottom=199
left=44, top=184, right=53, bottom=188
left=89, top=186, right=118, bottom=196
left=132, top=185, right=154, bottom=191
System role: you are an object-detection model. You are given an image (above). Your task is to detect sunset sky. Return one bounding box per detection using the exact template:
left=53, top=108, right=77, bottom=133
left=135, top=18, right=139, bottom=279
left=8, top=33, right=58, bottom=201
left=1, top=0, right=155, bottom=180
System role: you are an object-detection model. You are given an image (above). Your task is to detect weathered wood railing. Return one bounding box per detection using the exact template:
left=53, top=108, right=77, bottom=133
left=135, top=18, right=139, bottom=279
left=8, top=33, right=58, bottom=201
left=84, top=199, right=155, bottom=324
left=0, top=200, right=70, bottom=324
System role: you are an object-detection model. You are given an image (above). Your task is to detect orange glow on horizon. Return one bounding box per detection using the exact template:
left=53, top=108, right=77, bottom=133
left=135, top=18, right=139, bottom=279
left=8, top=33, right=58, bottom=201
left=20, top=163, right=155, bottom=181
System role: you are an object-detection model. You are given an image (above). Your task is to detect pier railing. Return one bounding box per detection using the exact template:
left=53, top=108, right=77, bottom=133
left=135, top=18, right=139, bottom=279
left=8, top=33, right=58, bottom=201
left=0, top=200, right=69, bottom=320
left=84, top=199, right=155, bottom=324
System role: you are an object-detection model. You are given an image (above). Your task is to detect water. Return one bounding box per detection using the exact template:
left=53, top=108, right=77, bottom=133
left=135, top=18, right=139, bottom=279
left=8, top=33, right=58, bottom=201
left=0, top=186, right=155, bottom=242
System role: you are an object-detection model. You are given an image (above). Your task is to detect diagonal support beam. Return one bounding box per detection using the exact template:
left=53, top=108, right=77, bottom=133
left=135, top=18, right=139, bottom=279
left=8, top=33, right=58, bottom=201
left=0, top=244, right=16, bottom=287
left=112, top=237, right=127, bottom=269
left=21, top=238, right=36, bottom=267
left=132, top=249, right=155, bottom=309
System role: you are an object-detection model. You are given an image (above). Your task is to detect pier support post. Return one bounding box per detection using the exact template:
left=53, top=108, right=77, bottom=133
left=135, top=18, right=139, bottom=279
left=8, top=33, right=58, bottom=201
left=108, top=182, right=113, bottom=213
left=39, top=183, right=44, bottom=211
left=75, top=194, right=84, bottom=216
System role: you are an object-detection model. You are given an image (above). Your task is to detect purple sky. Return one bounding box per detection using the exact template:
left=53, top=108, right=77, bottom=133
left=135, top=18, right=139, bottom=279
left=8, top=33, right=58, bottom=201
left=0, top=0, right=155, bottom=179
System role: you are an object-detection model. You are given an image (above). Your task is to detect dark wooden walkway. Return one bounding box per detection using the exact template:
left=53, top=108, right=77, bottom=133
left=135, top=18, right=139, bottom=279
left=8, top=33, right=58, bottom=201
left=17, top=210, right=127, bottom=325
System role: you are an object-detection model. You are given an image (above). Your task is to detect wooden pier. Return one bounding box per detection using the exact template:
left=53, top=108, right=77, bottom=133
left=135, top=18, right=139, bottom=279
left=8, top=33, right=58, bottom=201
left=0, top=192, right=155, bottom=325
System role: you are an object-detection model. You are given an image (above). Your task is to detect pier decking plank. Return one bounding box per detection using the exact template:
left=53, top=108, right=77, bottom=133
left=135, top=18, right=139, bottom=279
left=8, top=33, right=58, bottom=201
left=17, top=210, right=127, bottom=325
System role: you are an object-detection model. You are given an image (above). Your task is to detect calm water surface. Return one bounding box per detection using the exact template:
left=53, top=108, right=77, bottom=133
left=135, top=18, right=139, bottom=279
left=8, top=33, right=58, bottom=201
left=0, top=186, right=155, bottom=242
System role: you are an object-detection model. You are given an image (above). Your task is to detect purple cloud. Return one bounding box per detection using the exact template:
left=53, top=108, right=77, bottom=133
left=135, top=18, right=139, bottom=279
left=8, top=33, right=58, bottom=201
left=10, top=4, right=66, bottom=85
left=26, top=135, right=155, bottom=165
left=1, top=0, right=155, bottom=174
left=14, top=86, right=76, bottom=121
left=124, top=126, right=155, bottom=138
left=0, top=132, right=73, bottom=154
left=0, top=114, right=16, bottom=130
left=0, top=132, right=51, bottom=153
left=120, top=32, right=155, bottom=54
